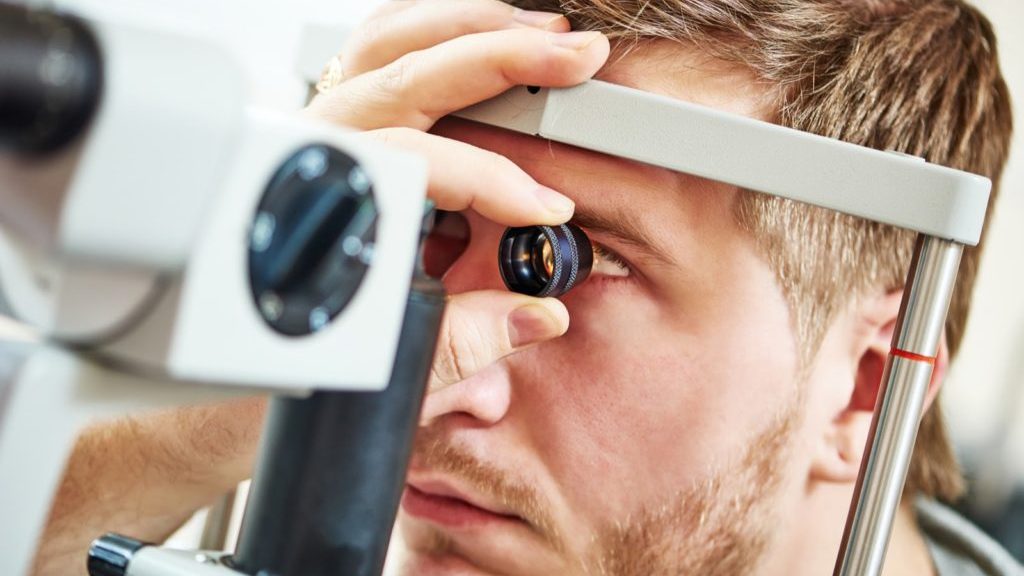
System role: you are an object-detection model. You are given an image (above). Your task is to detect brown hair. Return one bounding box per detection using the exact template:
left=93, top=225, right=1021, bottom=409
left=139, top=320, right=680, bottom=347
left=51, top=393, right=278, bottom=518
left=512, top=0, right=1013, bottom=502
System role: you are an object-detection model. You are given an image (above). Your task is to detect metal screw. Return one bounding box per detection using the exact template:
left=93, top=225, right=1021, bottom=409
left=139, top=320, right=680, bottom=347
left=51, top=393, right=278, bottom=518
left=250, top=212, right=275, bottom=252
left=39, top=49, right=73, bottom=86
left=297, top=147, right=328, bottom=180
left=259, top=292, right=284, bottom=321
left=342, top=235, right=363, bottom=257
left=309, top=307, right=330, bottom=331
left=358, top=242, right=375, bottom=265
left=348, top=166, right=370, bottom=194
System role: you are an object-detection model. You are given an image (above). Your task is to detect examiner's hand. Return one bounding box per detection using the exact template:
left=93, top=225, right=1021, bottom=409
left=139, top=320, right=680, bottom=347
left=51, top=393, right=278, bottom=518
left=306, top=0, right=610, bottom=395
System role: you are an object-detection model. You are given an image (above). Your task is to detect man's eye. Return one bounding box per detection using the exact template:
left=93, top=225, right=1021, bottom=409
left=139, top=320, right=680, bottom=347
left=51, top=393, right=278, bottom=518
left=592, top=244, right=631, bottom=278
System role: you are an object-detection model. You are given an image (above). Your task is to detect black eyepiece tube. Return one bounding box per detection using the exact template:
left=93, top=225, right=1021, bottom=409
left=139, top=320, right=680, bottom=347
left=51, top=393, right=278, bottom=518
left=499, top=224, right=593, bottom=297
left=0, top=3, right=102, bottom=155
left=231, top=274, right=446, bottom=576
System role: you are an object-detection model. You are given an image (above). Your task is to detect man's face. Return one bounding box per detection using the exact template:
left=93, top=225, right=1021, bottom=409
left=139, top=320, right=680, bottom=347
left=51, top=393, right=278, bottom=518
left=398, top=43, right=815, bottom=576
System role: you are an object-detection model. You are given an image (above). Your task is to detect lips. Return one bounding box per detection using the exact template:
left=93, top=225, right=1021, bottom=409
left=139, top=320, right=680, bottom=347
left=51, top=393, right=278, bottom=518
left=402, top=478, right=524, bottom=530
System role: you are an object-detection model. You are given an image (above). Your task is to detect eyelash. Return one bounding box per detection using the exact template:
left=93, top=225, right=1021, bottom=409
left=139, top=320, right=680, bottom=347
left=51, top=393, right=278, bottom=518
left=591, top=242, right=633, bottom=280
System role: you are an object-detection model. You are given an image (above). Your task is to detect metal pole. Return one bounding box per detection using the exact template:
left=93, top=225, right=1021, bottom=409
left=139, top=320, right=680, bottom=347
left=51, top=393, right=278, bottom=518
left=835, top=234, right=963, bottom=576
left=198, top=490, right=237, bottom=552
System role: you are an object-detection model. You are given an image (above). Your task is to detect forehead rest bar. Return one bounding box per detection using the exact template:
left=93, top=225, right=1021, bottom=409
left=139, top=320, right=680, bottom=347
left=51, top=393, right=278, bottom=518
left=455, top=80, right=990, bottom=246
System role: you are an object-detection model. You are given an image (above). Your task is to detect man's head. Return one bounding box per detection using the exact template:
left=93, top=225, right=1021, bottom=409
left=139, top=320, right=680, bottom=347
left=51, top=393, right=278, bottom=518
left=399, top=0, right=1012, bottom=574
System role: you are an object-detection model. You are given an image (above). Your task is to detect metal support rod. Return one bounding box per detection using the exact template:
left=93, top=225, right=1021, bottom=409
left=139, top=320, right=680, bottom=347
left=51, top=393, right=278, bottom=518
left=198, top=490, right=237, bottom=552
left=835, top=235, right=963, bottom=576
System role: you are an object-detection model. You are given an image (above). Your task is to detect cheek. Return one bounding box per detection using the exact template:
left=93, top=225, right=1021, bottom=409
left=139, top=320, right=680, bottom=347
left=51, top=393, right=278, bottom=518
left=503, top=256, right=800, bottom=528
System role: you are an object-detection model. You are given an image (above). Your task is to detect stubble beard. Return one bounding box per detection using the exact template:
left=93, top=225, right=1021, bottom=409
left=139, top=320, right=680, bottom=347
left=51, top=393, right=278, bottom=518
left=400, top=406, right=796, bottom=576
left=587, top=405, right=796, bottom=576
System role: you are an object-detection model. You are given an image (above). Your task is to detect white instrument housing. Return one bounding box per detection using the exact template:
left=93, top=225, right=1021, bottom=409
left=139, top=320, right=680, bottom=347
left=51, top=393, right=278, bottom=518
left=0, top=12, right=428, bottom=391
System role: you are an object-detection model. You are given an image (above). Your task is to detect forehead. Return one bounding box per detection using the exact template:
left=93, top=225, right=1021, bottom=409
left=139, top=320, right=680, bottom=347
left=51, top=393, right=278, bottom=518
left=598, top=40, right=771, bottom=119
left=446, top=39, right=771, bottom=177
left=436, top=41, right=771, bottom=259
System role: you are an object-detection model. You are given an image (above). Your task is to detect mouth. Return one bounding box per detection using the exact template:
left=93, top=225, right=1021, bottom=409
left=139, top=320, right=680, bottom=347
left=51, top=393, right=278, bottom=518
left=401, top=479, right=526, bottom=530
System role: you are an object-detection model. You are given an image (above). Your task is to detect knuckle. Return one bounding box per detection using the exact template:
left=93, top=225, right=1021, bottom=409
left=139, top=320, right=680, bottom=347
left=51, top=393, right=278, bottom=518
left=434, top=300, right=505, bottom=384
left=448, top=312, right=477, bottom=380
left=433, top=309, right=467, bottom=383
left=374, top=53, right=416, bottom=96
left=365, top=126, right=414, bottom=146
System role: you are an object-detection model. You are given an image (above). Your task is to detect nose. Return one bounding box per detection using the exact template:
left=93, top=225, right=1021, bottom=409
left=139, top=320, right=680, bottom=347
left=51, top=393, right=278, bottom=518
left=419, top=363, right=512, bottom=426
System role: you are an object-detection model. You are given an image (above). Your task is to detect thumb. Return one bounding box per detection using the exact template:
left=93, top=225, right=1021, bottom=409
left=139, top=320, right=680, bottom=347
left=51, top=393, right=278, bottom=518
left=430, top=290, right=569, bottom=390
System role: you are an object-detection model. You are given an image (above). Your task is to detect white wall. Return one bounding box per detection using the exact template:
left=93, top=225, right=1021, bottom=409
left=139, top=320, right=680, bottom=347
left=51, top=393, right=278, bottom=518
left=941, top=0, right=1024, bottom=500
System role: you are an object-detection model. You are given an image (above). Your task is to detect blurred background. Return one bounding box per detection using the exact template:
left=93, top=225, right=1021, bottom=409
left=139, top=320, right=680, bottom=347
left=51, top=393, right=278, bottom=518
left=2, top=0, right=1021, bottom=566
left=941, top=0, right=1024, bottom=558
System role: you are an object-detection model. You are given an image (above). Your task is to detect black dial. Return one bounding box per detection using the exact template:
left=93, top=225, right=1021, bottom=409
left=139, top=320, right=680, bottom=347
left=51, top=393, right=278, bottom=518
left=0, top=4, right=103, bottom=155
left=248, top=144, right=378, bottom=336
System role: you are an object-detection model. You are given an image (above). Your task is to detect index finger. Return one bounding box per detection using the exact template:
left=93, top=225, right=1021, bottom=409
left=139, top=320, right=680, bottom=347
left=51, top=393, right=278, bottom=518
left=341, top=0, right=571, bottom=79
left=362, top=127, right=574, bottom=226
left=308, top=27, right=610, bottom=131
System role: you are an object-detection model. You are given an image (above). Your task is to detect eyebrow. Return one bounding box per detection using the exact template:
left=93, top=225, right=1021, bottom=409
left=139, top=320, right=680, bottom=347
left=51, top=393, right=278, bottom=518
left=570, top=206, right=675, bottom=266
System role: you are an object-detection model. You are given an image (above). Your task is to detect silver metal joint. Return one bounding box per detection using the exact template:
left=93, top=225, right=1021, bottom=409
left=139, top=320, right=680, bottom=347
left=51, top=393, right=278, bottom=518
left=835, top=235, right=964, bottom=576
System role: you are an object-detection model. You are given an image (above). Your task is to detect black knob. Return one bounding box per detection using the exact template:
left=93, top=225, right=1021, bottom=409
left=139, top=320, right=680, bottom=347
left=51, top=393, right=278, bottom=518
left=87, top=533, right=148, bottom=576
left=248, top=144, right=379, bottom=336
left=0, top=3, right=102, bottom=155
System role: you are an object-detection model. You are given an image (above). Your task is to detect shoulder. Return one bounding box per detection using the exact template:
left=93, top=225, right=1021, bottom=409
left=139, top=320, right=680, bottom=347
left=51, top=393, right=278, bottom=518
left=915, top=497, right=1024, bottom=576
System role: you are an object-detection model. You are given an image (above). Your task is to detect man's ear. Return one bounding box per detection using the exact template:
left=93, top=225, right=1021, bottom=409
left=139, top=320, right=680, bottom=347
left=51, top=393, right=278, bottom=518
left=810, top=289, right=949, bottom=483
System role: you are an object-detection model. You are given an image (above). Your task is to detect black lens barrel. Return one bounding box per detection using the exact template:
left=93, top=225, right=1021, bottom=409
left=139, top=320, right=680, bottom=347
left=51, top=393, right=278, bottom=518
left=498, top=224, right=592, bottom=298
left=0, top=3, right=103, bottom=155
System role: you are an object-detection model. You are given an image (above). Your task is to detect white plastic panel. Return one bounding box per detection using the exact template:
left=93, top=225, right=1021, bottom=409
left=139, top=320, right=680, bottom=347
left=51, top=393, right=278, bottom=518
left=59, top=18, right=245, bottom=271
left=457, top=81, right=991, bottom=245
left=104, top=109, right=428, bottom=392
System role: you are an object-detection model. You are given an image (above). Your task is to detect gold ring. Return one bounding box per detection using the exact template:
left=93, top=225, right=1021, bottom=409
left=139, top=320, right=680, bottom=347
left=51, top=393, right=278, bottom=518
left=316, top=54, right=345, bottom=94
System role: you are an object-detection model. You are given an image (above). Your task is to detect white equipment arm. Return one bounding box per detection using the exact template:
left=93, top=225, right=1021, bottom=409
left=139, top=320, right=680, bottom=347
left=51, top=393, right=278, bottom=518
left=457, top=81, right=990, bottom=245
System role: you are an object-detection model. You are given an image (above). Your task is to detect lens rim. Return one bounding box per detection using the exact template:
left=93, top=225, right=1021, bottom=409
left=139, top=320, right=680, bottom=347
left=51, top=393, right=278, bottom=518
left=247, top=144, right=377, bottom=337
left=499, top=224, right=592, bottom=297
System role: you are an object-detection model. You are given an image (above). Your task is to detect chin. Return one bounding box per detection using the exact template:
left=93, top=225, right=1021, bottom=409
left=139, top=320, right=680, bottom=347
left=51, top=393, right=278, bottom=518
left=396, top=551, right=493, bottom=576
left=395, top=512, right=565, bottom=576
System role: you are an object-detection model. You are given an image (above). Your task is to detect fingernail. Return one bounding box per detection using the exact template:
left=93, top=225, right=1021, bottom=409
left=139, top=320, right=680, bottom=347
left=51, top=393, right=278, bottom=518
left=533, top=186, right=575, bottom=216
left=548, top=30, right=603, bottom=50
left=513, top=9, right=564, bottom=28
left=508, top=304, right=565, bottom=348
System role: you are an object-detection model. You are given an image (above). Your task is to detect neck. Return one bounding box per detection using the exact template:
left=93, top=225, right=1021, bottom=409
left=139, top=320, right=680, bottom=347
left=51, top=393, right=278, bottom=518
left=759, top=483, right=936, bottom=576
left=882, top=500, right=937, bottom=576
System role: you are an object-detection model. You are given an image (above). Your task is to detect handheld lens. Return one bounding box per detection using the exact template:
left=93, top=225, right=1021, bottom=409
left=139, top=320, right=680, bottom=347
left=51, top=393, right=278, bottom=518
left=499, top=224, right=593, bottom=297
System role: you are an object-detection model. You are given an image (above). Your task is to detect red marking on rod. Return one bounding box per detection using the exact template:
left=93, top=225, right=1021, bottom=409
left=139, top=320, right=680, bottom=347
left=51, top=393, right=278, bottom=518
left=891, top=348, right=936, bottom=364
